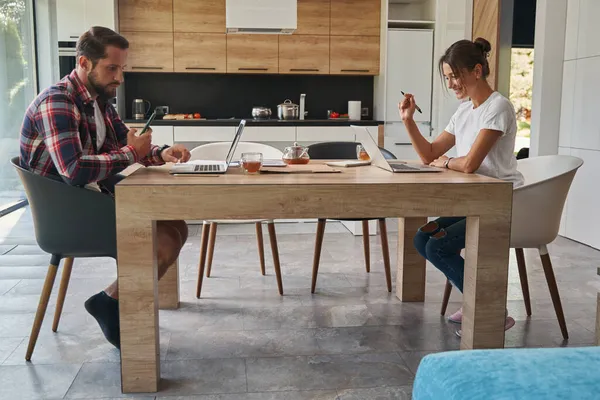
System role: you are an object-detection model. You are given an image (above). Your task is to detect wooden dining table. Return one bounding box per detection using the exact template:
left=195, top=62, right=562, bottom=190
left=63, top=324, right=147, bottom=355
left=115, top=162, right=513, bottom=393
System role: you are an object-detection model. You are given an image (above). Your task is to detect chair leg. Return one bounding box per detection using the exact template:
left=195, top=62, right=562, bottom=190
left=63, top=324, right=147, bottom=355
left=311, top=219, right=327, bottom=293
left=26, top=262, right=59, bottom=361
left=539, top=246, right=568, bottom=340
left=256, top=223, right=266, bottom=276
left=196, top=223, right=210, bottom=299
left=52, top=257, right=74, bottom=332
left=378, top=219, right=392, bottom=293
left=441, top=280, right=452, bottom=316
left=515, top=248, right=532, bottom=316
left=362, top=220, right=370, bottom=273
left=206, top=222, right=218, bottom=278
left=267, top=222, right=283, bottom=295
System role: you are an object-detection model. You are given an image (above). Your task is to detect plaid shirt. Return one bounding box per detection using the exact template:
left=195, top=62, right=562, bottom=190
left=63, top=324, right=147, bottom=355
left=20, top=70, right=164, bottom=187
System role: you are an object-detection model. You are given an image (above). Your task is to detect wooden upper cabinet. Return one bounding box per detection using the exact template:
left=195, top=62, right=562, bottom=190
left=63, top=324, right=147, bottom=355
left=174, top=33, right=226, bottom=73
left=279, top=35, right=329, bottom=74
left=173, top=0, right=226, bottom=33
left=123, top=32, right=174, bottom=72
left=118, top=0, right=173, bottom=32
left=295, top=0, right=330, bottom=35
left=227, top=35, right=279, bottom=74
left=330, top=0, right=380, bottom=36
left=330, top=36, right=380, bottom=75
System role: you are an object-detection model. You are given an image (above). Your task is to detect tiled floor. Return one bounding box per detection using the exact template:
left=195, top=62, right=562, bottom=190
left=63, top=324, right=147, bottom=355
left=0, top=207, right=599, bottom=399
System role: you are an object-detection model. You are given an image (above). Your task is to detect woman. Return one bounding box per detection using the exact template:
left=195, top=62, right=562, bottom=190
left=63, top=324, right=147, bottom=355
left=399, top=37, right=524, bottom=335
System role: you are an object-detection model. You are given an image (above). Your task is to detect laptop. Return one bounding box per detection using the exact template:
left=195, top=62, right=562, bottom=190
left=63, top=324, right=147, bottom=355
left=352, top=125, right=441, bottom=173
left=170, top=120, right=246, bottom=175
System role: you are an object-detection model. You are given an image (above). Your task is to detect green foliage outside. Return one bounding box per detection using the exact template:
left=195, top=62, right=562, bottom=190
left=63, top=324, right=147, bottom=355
left=510, top=48, right=534, bottom=139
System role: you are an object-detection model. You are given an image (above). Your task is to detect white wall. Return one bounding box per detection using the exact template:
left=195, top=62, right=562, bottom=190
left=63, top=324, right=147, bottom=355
left=558, top=0, right=600, bottom=249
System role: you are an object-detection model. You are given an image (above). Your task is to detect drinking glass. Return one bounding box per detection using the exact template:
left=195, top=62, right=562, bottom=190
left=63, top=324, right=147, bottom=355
left=241, top=152, right=263, bottom=174
left=356, top=144, right=370, bottom=161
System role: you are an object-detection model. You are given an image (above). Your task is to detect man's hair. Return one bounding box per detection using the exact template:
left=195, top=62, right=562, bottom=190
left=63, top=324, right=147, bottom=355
left=76, top=26, right=129, bottom=67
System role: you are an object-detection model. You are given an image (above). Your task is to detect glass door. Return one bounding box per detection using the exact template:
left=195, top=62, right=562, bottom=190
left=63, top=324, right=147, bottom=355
left=0, top=0, right=37, bottom=214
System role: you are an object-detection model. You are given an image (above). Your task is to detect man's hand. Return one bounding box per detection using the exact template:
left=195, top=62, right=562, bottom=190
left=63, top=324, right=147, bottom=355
left=429, top=155, right=449, bottom=168
left=399, top=93, right=416, bottom=121
left=161, top=144, right=191, bottom=163
left=127, top=128, right=152, bottom=157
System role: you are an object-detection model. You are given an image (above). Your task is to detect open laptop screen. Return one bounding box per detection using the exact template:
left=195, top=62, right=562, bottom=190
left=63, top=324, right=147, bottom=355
left=224, top=119, right=246, bottom=168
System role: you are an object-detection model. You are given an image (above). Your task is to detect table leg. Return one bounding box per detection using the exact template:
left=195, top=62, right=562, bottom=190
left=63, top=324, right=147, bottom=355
left=396, top=217, right=427, bottom=301
left=461, top=215, right=510, bottom=349
left=596, top=293, right=600, bottom=346
left=117, top=218, right=160, bottom=393
left=159, top=259, right=180, bottom=310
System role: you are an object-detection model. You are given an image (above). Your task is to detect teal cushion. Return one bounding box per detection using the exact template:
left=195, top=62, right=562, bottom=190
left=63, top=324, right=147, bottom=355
left=413, top=347, right=600, bottom=400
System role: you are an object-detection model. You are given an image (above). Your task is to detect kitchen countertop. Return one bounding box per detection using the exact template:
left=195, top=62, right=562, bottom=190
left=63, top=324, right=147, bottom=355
left=124, top=118, right=384, bottom=127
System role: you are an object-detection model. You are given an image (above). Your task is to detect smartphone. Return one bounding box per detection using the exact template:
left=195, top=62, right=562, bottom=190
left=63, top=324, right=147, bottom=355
left=139, top=110, right=157, bottom=135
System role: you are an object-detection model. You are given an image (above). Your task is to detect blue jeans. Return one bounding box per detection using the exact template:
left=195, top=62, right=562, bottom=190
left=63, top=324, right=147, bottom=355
left=414, top=217, right=466, bottom=292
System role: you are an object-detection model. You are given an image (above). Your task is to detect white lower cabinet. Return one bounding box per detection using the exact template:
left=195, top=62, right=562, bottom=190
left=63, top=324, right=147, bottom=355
left=128, top=124, right=174, bottom=147
left=296, top=126, right=356, bottom=142
left=242, top=126, right=296, bottom=142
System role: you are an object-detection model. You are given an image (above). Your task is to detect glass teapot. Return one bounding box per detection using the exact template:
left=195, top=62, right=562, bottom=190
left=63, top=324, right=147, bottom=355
left=282, top=142, right=310, bottom=165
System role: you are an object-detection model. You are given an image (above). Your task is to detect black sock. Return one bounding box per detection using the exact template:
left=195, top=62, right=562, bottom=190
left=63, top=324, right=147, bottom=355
left=84, top=291, right=120, bottom=349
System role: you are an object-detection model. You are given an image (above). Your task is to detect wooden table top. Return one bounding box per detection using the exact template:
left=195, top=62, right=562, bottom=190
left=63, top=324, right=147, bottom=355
left=118, top=162, right=507, bottom=187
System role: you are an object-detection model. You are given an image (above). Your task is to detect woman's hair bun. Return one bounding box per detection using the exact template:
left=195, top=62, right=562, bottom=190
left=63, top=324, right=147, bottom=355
left=474, top=37, right=492, bottom=56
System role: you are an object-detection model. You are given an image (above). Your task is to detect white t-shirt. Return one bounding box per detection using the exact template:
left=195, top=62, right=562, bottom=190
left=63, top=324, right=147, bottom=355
left=93, top=100, right=106, bottom=150
left=445, top=91, right=524, bottom=187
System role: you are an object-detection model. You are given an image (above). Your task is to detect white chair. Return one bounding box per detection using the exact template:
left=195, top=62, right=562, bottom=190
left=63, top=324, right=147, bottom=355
left=190, top=142, right=285, bottom=297
left=439, top=155, right=584, bottom=340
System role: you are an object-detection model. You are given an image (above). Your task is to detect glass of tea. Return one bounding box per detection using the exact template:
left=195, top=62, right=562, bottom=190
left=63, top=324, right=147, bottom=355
left=241, top=152, right=263, bottom=174
left=357, top=144, right=370, bottom=161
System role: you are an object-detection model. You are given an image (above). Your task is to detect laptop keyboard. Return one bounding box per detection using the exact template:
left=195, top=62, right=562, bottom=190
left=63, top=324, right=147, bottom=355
left=194, top=164, right=225, bottom=172
left=391, top=164, right=421, bottom=172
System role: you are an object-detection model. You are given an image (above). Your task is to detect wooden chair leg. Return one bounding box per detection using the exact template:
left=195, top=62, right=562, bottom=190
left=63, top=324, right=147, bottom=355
left=267, top=222, right=283, bottom=295
left=515, top=248, right=532, bottom=316
left=311, top=219, right=327, bottom=293
left=205, top=222, right=218, bottom=278
left=196, top=223, right=210, bottom=298
left=26, top=262, right=59, bottom=361
left=362, top=220, right=370, bottom=273
left=52, top=257, right=74, bottom=332
left=441, top=280, right=452, bottom=316
left=539, top=247, right=569, bottom=340
left=256, top=222, right=266, bottom=276
left=378, top=219, right=392, bottom=293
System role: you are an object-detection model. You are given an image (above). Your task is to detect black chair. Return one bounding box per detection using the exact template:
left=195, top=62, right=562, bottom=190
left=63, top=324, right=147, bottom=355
left=11, top=157, right=117, bottom=361
left=306, top=142, right=396, bottom=293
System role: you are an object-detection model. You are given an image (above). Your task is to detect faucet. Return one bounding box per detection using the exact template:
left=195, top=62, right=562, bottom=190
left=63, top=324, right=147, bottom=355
left=299, top=93, right=306, bottom=120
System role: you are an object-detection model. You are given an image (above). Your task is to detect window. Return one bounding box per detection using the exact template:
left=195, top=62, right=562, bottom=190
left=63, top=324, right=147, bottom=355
left=510, top=48, right=534, bottom=154
left=0, top=0, right=36, bottom=213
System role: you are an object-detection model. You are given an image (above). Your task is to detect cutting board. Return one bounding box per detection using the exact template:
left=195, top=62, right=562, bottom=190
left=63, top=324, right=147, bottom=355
left=260, top=164, right=341, bottom=174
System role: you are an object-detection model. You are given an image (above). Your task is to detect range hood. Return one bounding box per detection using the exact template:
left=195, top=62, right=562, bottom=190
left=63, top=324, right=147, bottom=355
left=226, top=0, right=297, bottom=34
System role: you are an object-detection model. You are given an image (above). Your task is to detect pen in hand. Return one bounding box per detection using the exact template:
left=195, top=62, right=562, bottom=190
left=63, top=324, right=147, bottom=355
left=401, top=91, right=423, bottom=114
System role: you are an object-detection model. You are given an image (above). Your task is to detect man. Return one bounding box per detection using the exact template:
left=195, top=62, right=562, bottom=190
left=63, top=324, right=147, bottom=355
left=19, top=26, right=191, bottom=349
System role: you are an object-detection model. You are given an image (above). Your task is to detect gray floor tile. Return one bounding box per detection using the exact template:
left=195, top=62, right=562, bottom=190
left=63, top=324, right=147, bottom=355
left=0, top=363, right=82, bottom=400
left=160, top=303, right=244, bottom=333
left=4, top=244, right=47, bottom=255
left=0, top=254, right=52, bottom=266
left=398, top=351, right=439, bottom=375
left=246, top=353, right=413, bottom=392
left=0, top=279, right=20, bottom=295
left=0, top=336, right=25, bottom=364
left=159, top=359, right=247, bottom=396
left=166, top=329, right=320, bottom=360
left=0, top=266, right=53, bottom=280
left=0, top=244, right=16, bottom=255
left=336, top=386, right=412, bottom=400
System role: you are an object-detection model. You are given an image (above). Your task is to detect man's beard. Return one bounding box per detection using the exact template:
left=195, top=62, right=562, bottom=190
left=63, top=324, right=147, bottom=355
left=88, top=69, right=118, bottom=101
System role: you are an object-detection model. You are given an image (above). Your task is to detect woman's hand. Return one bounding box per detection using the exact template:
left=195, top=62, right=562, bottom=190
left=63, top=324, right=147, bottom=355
left=399, top=93, right=416, bottom=121
left=429, top=155, right=449, bottom=168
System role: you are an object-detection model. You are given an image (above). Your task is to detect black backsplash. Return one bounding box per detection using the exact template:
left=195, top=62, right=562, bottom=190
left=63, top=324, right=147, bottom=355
left=123, top=73, right=374, bottom=120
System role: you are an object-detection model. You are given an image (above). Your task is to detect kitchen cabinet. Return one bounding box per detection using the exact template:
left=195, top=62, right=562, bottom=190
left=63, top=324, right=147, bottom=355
left=330, top=0, right=380, bottom=36
left=174, top=33, right=226, bottom=73
left=330, top=36, right=380, bottom=75
left=296, top=126, right=355, bottom=142
left=227, top=35, right=279, bottom=74
left=118, top=0, right=173, bottom=33
left=129, top=124, right=174, bottom=147
left=279, top=36, right=330, bottom=75
left=242, top=127, right=296, bottom=142
left=573, top=56, right=600, bottom=151
left=56, top=0, right=86, bottom=41
left=122, top=32, right=174, bottom=72
left=386, top=29, right=434, bottom=122
left=296, top=0, right=330, bottom=35
left=173, top=0, right=226, bottom=33
left=174, top=126, right=236, bottom=142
